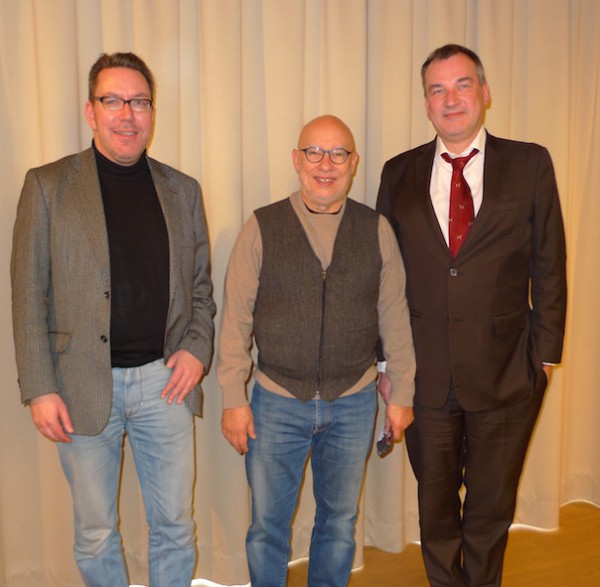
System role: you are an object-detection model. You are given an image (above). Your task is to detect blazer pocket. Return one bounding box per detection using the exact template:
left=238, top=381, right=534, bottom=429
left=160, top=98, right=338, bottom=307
left=493, top=308, right=526, bottom=336
left=49, top=331, right=72, bottom=353
left=497, top=191, right=528, bottom=211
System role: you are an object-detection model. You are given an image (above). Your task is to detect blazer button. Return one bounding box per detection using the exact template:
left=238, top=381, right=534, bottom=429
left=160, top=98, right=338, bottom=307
left=449, top=267, right=459, bottom=277
left=100, top=335, right=108, bottom=343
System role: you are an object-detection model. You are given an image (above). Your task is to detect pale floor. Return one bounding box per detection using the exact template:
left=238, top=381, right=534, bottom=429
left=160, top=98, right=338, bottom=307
left=287, top=502, right=600, bottom=587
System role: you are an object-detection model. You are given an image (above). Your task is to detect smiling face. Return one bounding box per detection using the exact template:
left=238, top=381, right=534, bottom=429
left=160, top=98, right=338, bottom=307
left=85, top=67, right=154, bottom=166
left=423, top=52, right=490, bottom=154
left=292, top=115, right=359, bottom=214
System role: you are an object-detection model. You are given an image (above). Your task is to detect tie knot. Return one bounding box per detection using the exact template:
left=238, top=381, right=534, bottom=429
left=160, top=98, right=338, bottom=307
left=442, top=148, right=479, bottom=171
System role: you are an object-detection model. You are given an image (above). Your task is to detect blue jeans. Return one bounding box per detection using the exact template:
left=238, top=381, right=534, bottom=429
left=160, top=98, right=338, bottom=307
left=58, top=358, right=196, bottom=587
left=245, top=381, right=377, bottom=587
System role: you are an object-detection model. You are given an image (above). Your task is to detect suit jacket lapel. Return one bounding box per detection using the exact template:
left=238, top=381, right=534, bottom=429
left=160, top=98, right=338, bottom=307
left=149, top=160, right=180, bottom=310
left=462, top=133, right=506, bottom=252
left=417, top=140, right=450, bottom=256
left=67, top=149, right=110, bottom=269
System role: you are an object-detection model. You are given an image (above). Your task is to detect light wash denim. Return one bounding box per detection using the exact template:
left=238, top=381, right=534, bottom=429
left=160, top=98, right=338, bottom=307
left=58, top=358, right=196, bottom=587
left=245, top=380, right=377, bottom=587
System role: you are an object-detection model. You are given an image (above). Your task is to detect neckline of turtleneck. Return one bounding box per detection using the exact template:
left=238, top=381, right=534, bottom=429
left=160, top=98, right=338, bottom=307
left=93, top=141, right=149, bottom=179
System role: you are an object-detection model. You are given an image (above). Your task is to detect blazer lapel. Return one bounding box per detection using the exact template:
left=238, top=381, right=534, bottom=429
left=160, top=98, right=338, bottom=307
left=149, top=160, right=180, bottom=307
left=416, top=141, right=450, bottom=255
left=463, top=133, right=507, bottom=250
left=67, top=149, right=110, bottom=269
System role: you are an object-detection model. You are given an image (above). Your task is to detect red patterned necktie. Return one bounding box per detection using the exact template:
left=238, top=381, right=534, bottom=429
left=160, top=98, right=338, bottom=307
left=442, top=149, right=479, bottom=257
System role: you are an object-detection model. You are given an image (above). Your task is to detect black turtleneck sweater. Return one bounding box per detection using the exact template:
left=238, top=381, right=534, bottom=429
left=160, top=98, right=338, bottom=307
left=94, top=144, right=170, bottom=368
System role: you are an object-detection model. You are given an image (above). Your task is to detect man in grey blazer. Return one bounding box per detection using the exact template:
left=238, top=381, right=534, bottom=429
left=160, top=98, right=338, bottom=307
left=11, top=52, right=215, bottom=587
left=377, top=45, right=566, bottom=586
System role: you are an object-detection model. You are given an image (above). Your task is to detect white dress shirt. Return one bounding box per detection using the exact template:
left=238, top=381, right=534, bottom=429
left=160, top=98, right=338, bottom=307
left=430, top=127, right=487, bottom=246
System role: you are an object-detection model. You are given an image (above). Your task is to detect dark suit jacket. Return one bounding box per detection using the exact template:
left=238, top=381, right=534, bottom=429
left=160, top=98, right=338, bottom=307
left=377, top=133, right=566, bottom=411
left=11, top=148, right=216, bottom=434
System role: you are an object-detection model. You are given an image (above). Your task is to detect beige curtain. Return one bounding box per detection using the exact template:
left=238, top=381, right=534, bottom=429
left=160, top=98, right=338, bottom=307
left=1, top=1, right=599, bottom=585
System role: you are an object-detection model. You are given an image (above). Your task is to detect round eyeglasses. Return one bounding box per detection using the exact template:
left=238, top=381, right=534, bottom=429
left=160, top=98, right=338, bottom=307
left=94, top=96, right=153, bottom=113
left=301, top=146, right=353, bottom=165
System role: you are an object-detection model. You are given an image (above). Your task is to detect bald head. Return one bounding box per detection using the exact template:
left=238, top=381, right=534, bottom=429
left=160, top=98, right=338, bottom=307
left=297, top=115, right=356, bottom=152
left=292, top=114, right=359, bottom=214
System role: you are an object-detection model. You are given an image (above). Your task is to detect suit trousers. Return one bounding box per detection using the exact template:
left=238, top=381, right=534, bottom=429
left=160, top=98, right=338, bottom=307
left=405, top=384, right=544, bottom=587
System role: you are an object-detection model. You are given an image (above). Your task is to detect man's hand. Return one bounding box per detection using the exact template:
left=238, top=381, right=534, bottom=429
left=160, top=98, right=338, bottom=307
left=385, top=404, right=414, bottom=441
left=377, top=371, right=392, bottom=403
left=30, top=393, right=74, bottom=443
left=161, top=349, right=205, bottom=404
left=222, top=406, right=256, bottom=455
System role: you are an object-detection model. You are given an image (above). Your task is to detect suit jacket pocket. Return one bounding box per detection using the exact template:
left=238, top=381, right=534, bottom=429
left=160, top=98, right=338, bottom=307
left=493, top=308, right=526, bottom=336
left=49, top=332, right=72, bottom=353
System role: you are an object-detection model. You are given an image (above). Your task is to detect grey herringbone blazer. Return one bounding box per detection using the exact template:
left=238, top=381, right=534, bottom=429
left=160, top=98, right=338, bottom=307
left=11, top=148, right=215, bottom=435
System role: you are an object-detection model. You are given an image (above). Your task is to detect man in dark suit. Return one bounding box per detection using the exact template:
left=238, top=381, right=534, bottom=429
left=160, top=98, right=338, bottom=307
left=11, top=52, right=215, bottom=586
left=376, top=44, right=567, bottom=586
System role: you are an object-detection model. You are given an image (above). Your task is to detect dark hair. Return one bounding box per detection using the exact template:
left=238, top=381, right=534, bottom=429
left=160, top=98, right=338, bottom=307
left=421, top=44, right=487, bottom=92
left=88, top=52, right=155, bottom=101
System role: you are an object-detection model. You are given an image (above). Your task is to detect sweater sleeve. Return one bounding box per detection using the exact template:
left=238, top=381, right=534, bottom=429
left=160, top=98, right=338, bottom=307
left=216, top=215, right=263, bottom=409
left=377, top=216, right=416, bottom=406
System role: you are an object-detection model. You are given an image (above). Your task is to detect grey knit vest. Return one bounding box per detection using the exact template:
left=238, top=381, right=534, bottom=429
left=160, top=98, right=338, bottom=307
left=253, top=197, right=382, bottom=401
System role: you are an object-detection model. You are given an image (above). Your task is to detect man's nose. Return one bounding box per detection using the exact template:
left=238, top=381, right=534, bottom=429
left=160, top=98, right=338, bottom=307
left=319, top=152, right=335, bottom=168
left=119, top=103, right=135, bottom=118
left=444, top=88, right=458, bottom=106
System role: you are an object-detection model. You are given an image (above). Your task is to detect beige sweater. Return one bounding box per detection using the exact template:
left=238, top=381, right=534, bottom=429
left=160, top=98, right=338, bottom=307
left=217, top=191, right=415, bottom=408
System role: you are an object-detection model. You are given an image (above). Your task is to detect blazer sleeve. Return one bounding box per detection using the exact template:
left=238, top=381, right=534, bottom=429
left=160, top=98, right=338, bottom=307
left=184, top=180, right=216, bottom=369
left=529, top=147, right=567, bottom=364
left=159, top=167, right=216, bottom=372
left=11, top=167, right=59, bottom=402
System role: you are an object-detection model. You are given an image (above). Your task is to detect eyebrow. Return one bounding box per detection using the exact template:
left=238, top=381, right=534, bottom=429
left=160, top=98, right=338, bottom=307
left=427, top=76, right=475, bottom=92
left=102, top=92, right=151, bottom=99
left=302, top=145, right=351, bottom=150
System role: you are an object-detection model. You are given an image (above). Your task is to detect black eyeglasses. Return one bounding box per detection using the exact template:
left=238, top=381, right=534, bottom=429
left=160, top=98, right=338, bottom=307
left=94, top=96, right=153, bottom=113
left=300, top=146, right=353, bottom=164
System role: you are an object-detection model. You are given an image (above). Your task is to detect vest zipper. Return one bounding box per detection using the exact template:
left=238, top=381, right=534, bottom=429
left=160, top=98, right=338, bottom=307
left=315, top=268, right=328, bottom=398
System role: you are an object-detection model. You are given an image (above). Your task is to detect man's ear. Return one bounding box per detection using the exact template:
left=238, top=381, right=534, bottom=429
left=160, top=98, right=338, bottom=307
left=483, top=83, right=491, bottom=108
left=85, top=100, right=97, bottom=130
left=292, top=148, right=301, bottom=173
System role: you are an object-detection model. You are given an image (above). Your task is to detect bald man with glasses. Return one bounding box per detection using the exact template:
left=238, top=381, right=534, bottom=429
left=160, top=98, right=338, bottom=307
left=217, top=114, right=416, bottom=587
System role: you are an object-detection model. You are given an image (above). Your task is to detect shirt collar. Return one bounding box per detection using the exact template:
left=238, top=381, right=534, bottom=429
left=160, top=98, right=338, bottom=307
left=435, top=127, right=487, bottom=160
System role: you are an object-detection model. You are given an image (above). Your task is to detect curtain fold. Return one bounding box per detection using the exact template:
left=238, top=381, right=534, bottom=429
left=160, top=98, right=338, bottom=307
left=1, top=1, right=598, bottom=585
